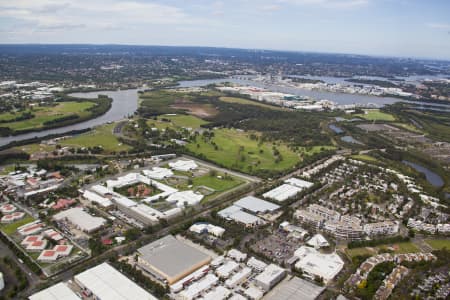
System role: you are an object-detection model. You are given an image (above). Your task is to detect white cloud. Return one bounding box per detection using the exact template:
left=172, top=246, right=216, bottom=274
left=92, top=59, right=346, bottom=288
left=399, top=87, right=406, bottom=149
left=260, top=4, right=282, bottom=11
left=278, top=0, right=369, bottom=8
left=426, top=22, right=450, bottom=30
left=0, top=0, right=199, bottom=32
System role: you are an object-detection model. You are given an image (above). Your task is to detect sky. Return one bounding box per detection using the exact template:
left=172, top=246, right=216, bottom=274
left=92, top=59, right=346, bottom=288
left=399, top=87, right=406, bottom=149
left=0, top=0, right=449, bottom=60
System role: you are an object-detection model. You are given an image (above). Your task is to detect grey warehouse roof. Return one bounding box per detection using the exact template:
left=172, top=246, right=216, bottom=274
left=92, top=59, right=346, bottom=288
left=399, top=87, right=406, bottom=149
left=234, top=196, right=280, bottom=213
left=138, top=235, right=211, bottom=280
left=264, top=276, right=325, bottom=300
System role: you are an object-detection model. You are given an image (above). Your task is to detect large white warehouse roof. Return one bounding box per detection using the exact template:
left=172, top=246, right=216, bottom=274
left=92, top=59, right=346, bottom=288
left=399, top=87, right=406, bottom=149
left=294, top=246, right=344, bottom=282
left=74, top=263, right=157, bottom=300
left=263, top=184, right=302, bottom=202
left=234, top=196, right=280, bottom=213
left=29, top=282, right=80, bottom=300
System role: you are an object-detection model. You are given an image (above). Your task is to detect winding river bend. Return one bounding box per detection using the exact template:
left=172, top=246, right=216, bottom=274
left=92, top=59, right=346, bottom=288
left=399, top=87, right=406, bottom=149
left=2, top=77, right=450, bottom=148
left=0, top=89, right=139, bottom=147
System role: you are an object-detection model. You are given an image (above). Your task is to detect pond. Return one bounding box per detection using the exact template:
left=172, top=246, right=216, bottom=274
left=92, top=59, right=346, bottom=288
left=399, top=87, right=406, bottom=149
left=329, top=124, right=344, bottom=134
left=402, top=160, right=444, bottom=188
left=341, top=136, right=364, bottom=145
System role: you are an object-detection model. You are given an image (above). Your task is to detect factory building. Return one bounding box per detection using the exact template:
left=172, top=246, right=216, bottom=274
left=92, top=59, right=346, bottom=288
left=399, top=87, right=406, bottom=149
left=74, top=263, right=157, bottom=300
left=137, top=235, right=211, bottom=284
left=254, top=264, right=286, bottom=291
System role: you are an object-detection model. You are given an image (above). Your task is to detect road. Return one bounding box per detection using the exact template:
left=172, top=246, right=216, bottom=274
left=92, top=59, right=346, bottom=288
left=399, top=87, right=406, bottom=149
left=21, top=150, right=340, bottom=296
left=181, top=154, right=262, bottom=183
left=23, top=175, right=261, bottom=297
left=0, top=239, right=41, bottom=287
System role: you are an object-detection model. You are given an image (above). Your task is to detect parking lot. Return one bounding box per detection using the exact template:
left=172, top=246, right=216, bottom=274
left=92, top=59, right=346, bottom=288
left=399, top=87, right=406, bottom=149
left=250, top=230, right=301, bottom=264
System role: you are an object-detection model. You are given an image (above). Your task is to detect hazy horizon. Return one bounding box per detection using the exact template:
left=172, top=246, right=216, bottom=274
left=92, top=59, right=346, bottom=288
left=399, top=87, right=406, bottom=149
left=1, top=0, right=450, bottom=60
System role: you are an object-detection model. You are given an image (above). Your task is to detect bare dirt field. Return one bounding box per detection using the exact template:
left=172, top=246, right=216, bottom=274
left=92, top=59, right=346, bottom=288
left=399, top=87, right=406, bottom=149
left=170, top=99, right=218, bottom=118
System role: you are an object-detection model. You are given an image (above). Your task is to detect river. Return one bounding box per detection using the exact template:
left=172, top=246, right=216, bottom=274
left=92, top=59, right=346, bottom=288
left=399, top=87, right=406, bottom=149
left=178, top=78, right=450, bottom=109
left=0, top=89, right=139, bottom=147
left=1, top=76, right=449, bottom=147
left=402, top=160, right=444, bottom=188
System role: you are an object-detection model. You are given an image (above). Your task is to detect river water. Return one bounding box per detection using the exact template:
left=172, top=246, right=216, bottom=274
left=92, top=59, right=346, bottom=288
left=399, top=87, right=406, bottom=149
left=1, top=76, right=449, bottom=147
left=178, top=78, right=450, bottom=109
left=0, top=89, right=139, bottom=147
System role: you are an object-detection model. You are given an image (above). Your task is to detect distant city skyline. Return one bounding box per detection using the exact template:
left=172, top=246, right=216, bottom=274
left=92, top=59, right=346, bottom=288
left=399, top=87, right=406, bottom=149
left=1, top=0, right=449, bottom=60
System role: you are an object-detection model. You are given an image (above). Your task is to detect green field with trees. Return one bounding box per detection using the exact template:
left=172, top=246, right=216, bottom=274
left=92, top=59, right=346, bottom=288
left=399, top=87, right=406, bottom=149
left=154, top=114, right=208, bottom=129
left=192, top=172, right=244, bottom=192
left=355, top=109, right=396, bottom=121
left=219, top=96, right=287, bottom=111
left=61, top=123, right=131, bottom=153
left=425, top=239, right=450, bottom=250
left=0, top=96, right=112, bottom=137
left=186, top=128, right=332, bottom=176
left=0, top=101, right=95, bottom=131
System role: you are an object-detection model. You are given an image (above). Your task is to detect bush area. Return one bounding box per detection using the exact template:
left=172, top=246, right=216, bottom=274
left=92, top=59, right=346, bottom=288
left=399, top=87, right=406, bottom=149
left=348, top=236, right=410, bottom=249
left=0, top=232, right=41, bottom=275
left=0, top=96, right=112, bottom=137
left=385, top=103, right=450, bottom=142
left=0, top=111, right=34, bottom=124
left=355, top=261, right=395, bottom=299
left=110, top=260, right=168, bottom=298
left=0, top=256, right=29, bottom=300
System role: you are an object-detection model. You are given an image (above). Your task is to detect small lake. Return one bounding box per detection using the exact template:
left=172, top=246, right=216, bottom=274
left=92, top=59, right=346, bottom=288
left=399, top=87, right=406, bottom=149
left=329, top=124, right=344, bottom=134
left=402, top=160, right=444, bottom=188
left=0, top=89, right=139, bottom=147
left=341, top=136, right=364, bottom=145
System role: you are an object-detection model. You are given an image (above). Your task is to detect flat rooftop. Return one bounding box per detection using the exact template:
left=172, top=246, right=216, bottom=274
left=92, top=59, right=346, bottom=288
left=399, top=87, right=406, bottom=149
left=74, top=262, right=157, bottom=300
left=29, top=282, right=81, bottom=300
left=53, top=207, right=106, bottom=232
left=234, top=196, right=280, bottom=213
left=138, top=235, right=211, bottom=283
left=263, top=276, right=325, bottom=300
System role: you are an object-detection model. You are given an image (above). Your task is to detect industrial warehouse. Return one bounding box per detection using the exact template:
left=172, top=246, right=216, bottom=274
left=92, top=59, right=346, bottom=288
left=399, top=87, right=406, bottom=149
left=137, top=235, right=212, bottom=284
left=218, top=196, right=281, bottom=227
left=29, top=263, right=158, bottom=300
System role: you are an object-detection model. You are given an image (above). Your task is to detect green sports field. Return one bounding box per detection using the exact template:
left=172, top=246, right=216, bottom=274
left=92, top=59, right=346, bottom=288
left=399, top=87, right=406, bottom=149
left=346, top=242, right=420, bottom=258
left=355, top=109, right=396, bottom=121
left=192, top=173, right=244, bottom=192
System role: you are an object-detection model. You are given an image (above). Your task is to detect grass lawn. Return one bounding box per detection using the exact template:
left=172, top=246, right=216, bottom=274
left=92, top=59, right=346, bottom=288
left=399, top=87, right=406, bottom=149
left=355, top=109, right=396, bottom=122
left=60, top=123, right=131, bottom=153
left=377, top=242, right=420, bottom=253
left=0, top=102, right=96, bottom=131
left=0, top=215, right=35, bottom=235
left=219, top=96, right=287, bottom=111
left=0, top=111, right=27, bottom=122
left=393, top=122, right=422, bottom=133
left=192, top=174, right=244, bottom=192
left=0, top=165, right=16, bottom=175
left=346, top=242, right=420, bottom=258
left=346, top=247, right=377, bottom=258
left=186, top=128, right=302, bottom=173
left=158, top=114, right=208, bottom=129
left=14, top=143, right=55, bottom=155
left=351, top=154, right=378, bottom=163
left=425, top=239, right=450, bottom=250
